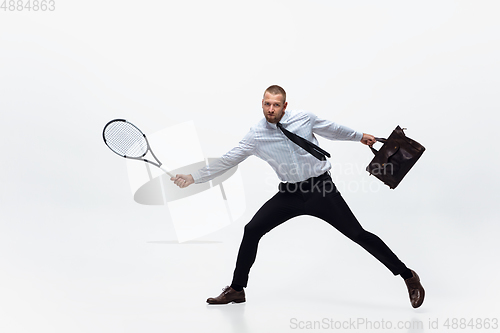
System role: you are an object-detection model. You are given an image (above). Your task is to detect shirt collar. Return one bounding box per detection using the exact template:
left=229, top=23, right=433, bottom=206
left=265, top=111, right=290, bottom=129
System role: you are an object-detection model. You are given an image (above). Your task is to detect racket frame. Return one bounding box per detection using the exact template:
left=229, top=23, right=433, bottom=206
left=103, top=119, right=174, bottom=177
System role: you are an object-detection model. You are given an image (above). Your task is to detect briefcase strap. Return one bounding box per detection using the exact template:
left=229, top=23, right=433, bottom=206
left=369, top=137, right=386, bottom=155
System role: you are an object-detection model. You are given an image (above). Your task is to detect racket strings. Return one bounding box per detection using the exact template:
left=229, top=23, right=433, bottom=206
left=104, top=121, right=148, bottom=157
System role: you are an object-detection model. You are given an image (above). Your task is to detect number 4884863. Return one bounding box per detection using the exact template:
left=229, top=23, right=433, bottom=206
left=1, top=0, right=56, bottom=11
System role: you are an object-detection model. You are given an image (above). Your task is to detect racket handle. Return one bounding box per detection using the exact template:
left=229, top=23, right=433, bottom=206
left=160, top=166, right=175, bottom=178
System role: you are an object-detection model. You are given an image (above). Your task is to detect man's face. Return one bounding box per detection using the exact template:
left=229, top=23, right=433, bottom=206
left=262, top=92, right=287, bottom=124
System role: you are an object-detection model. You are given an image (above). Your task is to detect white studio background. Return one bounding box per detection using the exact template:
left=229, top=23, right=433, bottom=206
left=1, top=1, right=499, bottom=332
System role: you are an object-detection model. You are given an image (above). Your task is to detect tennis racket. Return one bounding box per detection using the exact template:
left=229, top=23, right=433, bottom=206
left=102, top=119, right=175, bottom=177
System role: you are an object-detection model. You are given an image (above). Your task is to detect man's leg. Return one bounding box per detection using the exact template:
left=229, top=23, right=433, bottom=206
left=305, top=179, right=424, bottom=307
left=207, top=189, right=304, bottom=305
left=232, top=190, right=304, bottom=288
left=306, top=181, right=408, bottom=275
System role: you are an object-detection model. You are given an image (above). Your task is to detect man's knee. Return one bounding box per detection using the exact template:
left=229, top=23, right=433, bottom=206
left=351, top=229, right=380, bottom=244
left=343, top=227, right=369, bottom=241
left=243, top=222, right=267, bottom=239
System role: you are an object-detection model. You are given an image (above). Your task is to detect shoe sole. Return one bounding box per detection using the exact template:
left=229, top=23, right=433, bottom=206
left=207, top=298, right=246, bottom=305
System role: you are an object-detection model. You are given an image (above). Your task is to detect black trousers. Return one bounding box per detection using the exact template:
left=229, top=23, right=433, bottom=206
left=232, top=173, right=408, bottom=287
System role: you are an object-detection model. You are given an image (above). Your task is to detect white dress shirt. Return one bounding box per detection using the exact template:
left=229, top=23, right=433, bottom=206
left=191, top=110, right=363, bottom=184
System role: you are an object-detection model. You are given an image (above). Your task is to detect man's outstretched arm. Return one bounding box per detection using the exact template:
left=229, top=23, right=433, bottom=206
left=170, top=129, right=256, bottom=189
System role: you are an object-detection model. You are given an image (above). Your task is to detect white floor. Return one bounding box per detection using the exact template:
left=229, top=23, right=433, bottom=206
left=1, top=179, right=498, bottom=333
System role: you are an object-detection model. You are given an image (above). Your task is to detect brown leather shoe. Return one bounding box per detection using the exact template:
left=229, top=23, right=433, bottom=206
left=207, top=286, right=246, bottom=304
left=405, top=269, right=425, bottom=308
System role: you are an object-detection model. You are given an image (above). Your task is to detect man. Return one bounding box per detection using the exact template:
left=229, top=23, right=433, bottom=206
left=170, top=85, right=424, bottom=308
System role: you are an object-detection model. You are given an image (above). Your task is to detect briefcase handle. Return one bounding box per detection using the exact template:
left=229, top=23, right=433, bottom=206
left=369, top=137, right=387, bottom=155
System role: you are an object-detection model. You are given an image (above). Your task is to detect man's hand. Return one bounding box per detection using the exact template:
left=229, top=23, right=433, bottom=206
left=170, top=174, right=194, bottom=188
left=360, top=133, right=376, bottom=147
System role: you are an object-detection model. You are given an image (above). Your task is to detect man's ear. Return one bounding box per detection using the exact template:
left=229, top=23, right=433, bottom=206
left=283, top=101, right=288, bottom=111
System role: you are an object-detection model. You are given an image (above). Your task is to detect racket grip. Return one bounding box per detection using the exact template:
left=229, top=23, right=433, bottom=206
left=160, top=167, right=175, bottom=178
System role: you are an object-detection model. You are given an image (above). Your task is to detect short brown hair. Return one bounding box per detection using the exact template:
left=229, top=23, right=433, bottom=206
left=264, top=85, right=286, bottom=103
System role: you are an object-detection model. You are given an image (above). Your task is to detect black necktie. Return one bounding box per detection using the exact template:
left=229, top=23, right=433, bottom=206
left=276, top=122, right=331, bottom=161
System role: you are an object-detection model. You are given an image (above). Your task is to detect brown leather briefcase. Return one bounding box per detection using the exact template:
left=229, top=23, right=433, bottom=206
left=366, top=126, right=425, bottom=189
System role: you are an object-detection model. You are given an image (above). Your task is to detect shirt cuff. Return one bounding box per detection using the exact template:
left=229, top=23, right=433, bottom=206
left=191, top=170, right=203, bottom=184
left=354, top=131, right=364, bottom=142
